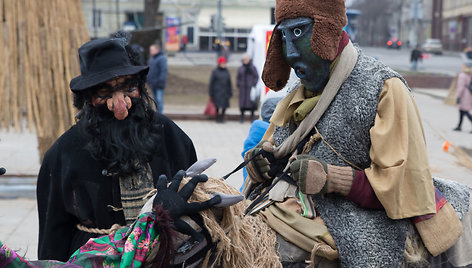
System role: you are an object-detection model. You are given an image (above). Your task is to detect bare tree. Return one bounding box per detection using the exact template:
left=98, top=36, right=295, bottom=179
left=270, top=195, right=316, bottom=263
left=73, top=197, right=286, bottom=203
left=144, top=0, right=161, bottom=28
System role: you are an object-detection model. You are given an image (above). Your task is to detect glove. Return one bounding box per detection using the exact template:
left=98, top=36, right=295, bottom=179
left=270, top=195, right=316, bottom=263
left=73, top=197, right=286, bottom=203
left=289, top=155, right=354, bottom=195
left=153, top=170, right=221, bottom=241
left=244, top=140, right=275, bottom=183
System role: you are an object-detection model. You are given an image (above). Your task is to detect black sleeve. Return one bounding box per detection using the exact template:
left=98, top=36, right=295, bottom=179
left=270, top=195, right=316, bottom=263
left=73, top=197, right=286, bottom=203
left=37, top=143, right=76, bottom=261
left=228, top=70, right=233, bottom=97
left=236, top=67, right=242, bottom=89
left=159, top=114, right=197, bottom=174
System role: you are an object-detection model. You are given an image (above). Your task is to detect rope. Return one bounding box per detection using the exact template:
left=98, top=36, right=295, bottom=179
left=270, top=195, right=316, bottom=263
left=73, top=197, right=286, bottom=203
left=314, top=126, right=362, bottom=171
left=143, top=189, right=157, bottom=200
left=301, top=131, right=322, bottom=154
left=107, top=205, right=123, bottom=211
left=76, top=223, right=126, bottom=235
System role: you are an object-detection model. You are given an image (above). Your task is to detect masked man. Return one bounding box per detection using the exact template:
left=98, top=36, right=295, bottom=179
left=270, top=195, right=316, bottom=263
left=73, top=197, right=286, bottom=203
left=37, top=38, right=198, bottom=261
left=244, top=1, right=472, bottom=267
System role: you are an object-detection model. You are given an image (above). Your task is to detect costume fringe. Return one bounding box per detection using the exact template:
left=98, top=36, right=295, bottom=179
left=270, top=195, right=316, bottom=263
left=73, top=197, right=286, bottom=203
left=143, top=205, right=176, bottom=268
left=403, top=226, right=430, bottom=267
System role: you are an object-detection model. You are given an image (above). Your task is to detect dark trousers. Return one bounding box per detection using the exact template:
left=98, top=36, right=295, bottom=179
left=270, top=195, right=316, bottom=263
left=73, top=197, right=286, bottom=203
left=456, top=109, right=472, bottom=129
left=240, top=108, right=255, bottom=122
left=216, top=107, right=226, bottom=122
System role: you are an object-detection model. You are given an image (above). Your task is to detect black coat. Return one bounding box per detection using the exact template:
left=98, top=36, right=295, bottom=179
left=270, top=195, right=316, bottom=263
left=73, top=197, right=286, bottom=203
left=209, top=67, right=232, bottom=109
left=410, top=49, right=422, bottom=62
left=37, top=113, right=197, bottom=261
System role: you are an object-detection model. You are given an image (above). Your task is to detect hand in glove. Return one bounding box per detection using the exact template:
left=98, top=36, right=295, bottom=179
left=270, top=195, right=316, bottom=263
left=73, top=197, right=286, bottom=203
left=290, top=155, right=354, bottom=195
left=244, top=140, right=275, bottom=183
left=153, top=170, right=221, bottom=242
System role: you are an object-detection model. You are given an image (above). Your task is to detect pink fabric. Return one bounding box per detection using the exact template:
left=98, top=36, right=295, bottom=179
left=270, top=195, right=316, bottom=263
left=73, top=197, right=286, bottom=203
left=456, top=72, right=472, bottom=111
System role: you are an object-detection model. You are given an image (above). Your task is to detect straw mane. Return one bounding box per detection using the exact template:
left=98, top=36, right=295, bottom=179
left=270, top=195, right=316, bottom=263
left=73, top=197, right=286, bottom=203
left=185, top=177, right=282, bottom=268
left=0, top=0, right=89, bottom=161
left=190, top=178, right=428, bottom=267
left=142, top=174, right=431, bottom=267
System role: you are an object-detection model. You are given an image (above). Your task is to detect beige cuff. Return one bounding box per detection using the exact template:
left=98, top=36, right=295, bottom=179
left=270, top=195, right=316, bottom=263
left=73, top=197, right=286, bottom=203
left=415, top=201, right=462, bottom=256
left=326, top=165, right=354, bottom=196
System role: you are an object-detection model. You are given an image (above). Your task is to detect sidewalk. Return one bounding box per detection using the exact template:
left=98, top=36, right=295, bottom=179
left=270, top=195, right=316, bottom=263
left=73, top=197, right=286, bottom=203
left=412, top=88, right=472, bottom=184
left=0, top=87, right=471, bottom=261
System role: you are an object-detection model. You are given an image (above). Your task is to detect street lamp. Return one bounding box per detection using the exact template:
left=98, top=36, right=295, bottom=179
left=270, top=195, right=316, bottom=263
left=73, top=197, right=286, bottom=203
left=217, top=0, right=223, bottom=46
left=92, top=0, right=97, bottom=38
left=116, top=0, right=120, bottom=31
left=410, top=0, right=423, bottom=47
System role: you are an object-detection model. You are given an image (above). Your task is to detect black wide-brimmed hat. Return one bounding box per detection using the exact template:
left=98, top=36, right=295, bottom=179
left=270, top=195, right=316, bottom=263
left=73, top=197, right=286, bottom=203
left=70, top=38, right=149, bottom=92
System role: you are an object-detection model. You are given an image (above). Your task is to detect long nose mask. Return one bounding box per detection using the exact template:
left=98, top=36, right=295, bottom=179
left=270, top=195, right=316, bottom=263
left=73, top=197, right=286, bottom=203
left=106, top=91, right=132, bottom=120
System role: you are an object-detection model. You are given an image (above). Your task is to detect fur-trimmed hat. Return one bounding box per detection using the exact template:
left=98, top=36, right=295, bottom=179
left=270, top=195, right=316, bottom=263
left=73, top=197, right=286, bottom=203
left=262, top=0, right=347, bottom=91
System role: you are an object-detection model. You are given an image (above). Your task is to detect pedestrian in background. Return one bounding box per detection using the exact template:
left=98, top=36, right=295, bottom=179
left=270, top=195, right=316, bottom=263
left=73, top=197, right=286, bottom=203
left=410, top=45, right=422, bottom=71
left=209, top=56, right=232, bottom=123
left=147, top=42, right=167, bottom=114
left=454, top=47, right=472, bottom=132
left=237, top=54, right=259, bottom=123
left=181, top=35, right=188, bottom=52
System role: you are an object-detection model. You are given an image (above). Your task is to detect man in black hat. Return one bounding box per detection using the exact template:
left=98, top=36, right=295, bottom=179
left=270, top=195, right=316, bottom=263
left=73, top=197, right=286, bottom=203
left=36, top=38, right=198, bottom=261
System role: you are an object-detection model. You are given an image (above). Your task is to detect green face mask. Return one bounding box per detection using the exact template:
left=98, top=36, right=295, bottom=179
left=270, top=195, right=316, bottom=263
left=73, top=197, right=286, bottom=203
left=278, top=17, right=331, bottom=93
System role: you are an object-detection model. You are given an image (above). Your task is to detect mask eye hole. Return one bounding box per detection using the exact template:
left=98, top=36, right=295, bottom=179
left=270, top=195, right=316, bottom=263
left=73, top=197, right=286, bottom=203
left=281, top=31, right=286, bottom=38
left=293, top=28, right=302, bottom=37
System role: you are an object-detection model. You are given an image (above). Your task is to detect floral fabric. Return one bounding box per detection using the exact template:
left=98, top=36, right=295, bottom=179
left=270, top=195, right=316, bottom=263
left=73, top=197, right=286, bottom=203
left=0, top=212, right=160, bottom=268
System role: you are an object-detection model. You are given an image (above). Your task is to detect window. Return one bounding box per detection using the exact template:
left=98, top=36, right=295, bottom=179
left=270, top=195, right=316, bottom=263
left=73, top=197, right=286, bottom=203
left=124, top=11, right=144, bottom=29
left=187, top=26, right=194, bottom=43
left=237, top=37, right=247, bottom=51
left=92, top=9, right=102, bottom=29
left=200, top=36, right=210, bottom=50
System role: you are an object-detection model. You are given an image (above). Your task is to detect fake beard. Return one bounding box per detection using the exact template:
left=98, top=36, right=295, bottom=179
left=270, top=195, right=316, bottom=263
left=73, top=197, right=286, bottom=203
left=79, top=97, right=161, bottom=177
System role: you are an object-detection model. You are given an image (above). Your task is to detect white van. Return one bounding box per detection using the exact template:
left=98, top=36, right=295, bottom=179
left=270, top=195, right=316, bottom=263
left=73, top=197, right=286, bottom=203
left=246, top=24, right=297, bottom=103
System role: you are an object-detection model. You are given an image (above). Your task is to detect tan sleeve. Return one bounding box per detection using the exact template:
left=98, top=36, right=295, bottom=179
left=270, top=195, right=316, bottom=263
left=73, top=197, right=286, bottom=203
left=365, top=77, right=436, bottom=219
left=261, top=123, right=275, bottom=145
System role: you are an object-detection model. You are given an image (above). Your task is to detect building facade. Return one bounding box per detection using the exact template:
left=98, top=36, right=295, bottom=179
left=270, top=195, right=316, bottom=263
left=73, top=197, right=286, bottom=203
left=81, top=0, right=276, bottom=52
left=391, top=0, right=433, bottom=48
left=350, top=0, right=433, bottom=49
left=442, top=0, right=472, bottom=51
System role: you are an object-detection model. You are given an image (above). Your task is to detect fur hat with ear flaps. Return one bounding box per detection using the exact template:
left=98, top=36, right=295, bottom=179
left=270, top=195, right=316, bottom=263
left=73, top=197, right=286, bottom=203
left=262, top=0, right=347, bottom=91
